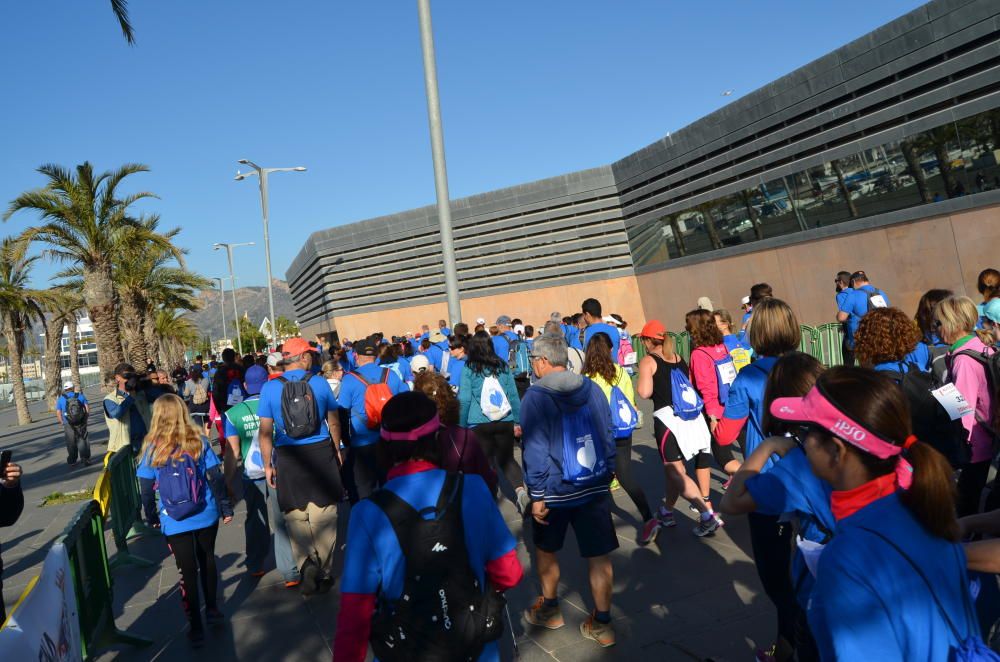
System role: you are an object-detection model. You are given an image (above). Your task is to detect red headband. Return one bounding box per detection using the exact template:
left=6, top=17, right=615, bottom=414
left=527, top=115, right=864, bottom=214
left=381, top=415, right=441, bottom=442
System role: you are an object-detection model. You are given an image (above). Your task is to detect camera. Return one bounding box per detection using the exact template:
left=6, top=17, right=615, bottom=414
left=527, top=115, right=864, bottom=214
left=123, top=372, right=140, bottom=391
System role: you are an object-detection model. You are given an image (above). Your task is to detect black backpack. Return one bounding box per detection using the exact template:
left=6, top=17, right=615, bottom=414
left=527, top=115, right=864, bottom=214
left=369, top=473, right=505, bottom=662
left=882, top=363, right=971, bottom=468
left=953, top=348, right=1000, bottom=433
left=64, top=393, right=86, bottom=426
left=865, top=287, right=888, bottom=312
left=276, top=375, right=319, bottom=439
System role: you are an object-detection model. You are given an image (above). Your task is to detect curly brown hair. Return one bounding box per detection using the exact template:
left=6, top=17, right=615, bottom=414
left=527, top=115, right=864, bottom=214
left=412, top=371, right=459, bottom=425
left=685, top=309, right=724, bottom=348
left=854, top=307, right=921, bottom=366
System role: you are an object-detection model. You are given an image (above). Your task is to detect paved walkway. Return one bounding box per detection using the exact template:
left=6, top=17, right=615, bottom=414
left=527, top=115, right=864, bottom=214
left=0, top=390, right=775, bottom=661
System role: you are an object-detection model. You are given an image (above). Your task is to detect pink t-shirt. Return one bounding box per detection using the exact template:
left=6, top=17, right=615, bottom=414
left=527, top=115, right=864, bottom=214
left=689, top=343, right=731, bottom=419
left=949, top=336, right=996, bottom=463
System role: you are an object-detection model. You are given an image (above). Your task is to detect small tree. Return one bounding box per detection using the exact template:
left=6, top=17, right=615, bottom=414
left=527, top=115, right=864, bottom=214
left=274, top=316, right=299, bottom=340
left=233, top=317, right=267, bottom=355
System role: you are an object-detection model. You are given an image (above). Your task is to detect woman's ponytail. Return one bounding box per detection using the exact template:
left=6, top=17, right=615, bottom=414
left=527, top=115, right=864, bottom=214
left=899, top=440, right=960, bottom=541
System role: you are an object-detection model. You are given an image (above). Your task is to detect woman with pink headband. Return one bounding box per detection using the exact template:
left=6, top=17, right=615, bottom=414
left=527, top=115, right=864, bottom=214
left=771, top=366, right=983, bottom=661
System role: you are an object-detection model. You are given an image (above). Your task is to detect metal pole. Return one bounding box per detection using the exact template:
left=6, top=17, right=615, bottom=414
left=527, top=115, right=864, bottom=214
left=223, top=246, right=244, bottom=356
left=214, top=277, right=229, bottom=350
left=417, top=0, right=461, bottom=327
left=259, top=171, right=278, bottom=350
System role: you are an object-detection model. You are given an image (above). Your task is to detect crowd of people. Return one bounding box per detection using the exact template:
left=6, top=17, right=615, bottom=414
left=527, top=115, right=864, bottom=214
left=6, top=267, right=1000, bottom=659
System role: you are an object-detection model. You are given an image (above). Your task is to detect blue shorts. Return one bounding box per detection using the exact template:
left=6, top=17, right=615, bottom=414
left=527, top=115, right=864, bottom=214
left=532, top=493, right=619, bottom=558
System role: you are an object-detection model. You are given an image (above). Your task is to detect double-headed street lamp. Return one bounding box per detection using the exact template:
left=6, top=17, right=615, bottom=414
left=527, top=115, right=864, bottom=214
left=211, top=276, right=230, bottom=352
left=213, top=241, right=255, bottom=355
left=235, top=160, right=306, bottom=349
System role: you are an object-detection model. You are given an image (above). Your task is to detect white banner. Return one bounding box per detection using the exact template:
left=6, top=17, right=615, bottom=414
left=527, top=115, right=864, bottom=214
left=0, top=543, right=82, bottom=662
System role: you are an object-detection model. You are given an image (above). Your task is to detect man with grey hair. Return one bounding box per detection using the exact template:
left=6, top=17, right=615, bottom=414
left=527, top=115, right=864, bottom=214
left=543, top=322, right=583, bottom=373
left=520, top=334, right=618, bottom=648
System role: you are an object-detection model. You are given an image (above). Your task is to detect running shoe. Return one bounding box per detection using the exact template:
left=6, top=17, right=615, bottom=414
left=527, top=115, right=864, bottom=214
left=300, top=560, right=320, bottom=596
left=638, top=518, right=661, bottom=546
left=516, top=488, right=531, bottom=516
left=188, top=627, right=205, bottom=648
left=524, top=596, right=565, bottom=630
left=610, top=477, right=621, bottom=491
left=721, top=476, right=733, bottom=492
left=693, top=513, right=723, bottom=537
left=580, top=612, right=616, bottom=647
left=656, top=506, right=676, bottom=528
left=284, top=579, right=301, bottom=589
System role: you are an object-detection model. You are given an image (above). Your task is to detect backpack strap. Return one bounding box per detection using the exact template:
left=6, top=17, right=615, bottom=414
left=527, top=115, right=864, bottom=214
left=349, top=371, right=371, bottom=387
left=856, top=526, right=972, bottom=643
left=380, top=368, right=390, bottom=384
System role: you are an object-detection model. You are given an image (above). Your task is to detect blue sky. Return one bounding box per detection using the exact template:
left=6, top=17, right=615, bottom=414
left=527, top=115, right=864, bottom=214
left=1, top=0, right=926, bottom=288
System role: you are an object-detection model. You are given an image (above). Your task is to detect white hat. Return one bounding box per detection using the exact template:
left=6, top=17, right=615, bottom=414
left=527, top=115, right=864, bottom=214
left=63, top=381, right=74, bottom=390
left=513, top=324, right=525, bottom=335
left=475, top=317, right=486, bottom=326
left=410, top=354, right=431, bottom=373
left=741, top=296, right=751, bottom=306
left=266, top=352, right=284, bottom=368
left=602, top=316, right=620, bottom=327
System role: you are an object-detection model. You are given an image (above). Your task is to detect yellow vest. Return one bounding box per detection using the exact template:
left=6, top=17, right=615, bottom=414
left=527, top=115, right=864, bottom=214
left=103, top=390, right=151, bottom=453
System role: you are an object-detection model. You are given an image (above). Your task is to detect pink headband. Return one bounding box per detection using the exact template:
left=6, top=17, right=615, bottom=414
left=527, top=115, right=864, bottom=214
left=771, top=387, right=913, bottom=489
left=380, top=414, right=441, bottom=442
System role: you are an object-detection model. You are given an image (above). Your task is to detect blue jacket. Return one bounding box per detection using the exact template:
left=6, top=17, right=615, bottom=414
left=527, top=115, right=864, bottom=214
left=458, top=364, right=521, bottom=426
left=521, top=371, right=615, bottom=508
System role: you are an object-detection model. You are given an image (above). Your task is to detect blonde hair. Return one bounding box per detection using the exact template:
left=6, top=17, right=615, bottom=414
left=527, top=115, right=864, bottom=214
left=747, top=298, right=801, bottom=357
left=934, top=295, right=979, bottom=342
left=321, top=359, right=342, bottom=380
left=141, top=394, right=206, bottom=467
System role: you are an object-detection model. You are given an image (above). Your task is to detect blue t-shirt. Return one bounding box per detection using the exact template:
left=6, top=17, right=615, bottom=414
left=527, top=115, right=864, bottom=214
left=583, top=323, right=621, bottom=358
left=839, top=285, right=890, bottom=349
left=491, top=331, right=520, bottom=363
left=562, top=324, right=583, bottom=350
left=341, top=469, right=516, bottom=662
left=873, top=361, right=914, bottom=375
left=446, top=356, right=466, bottom=390
left=745, top=447, right=834, bottom=607
left=257, top=369, right=338, bottom=447
left=722, top=356, right=777, bottom=471
left=809, top=492, right=977, bottom=661
left=56, top=391, right=89, bottom=413
left=380, top=356, right=414, bottom=384
left=336, top=362, right=408, bottom=447
left=722, top=334, right=753, bottom=359
left=424, top=342, right=449, bottom=372
left=136, top=440, right=221, bottom=536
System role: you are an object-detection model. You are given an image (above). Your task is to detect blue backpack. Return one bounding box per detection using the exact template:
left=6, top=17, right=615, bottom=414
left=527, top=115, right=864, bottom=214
left=507, top=337, right=531, bottom=377
left=156, top=451, right=207, bottom=521
left=608, top=375, right=638, bottom=439
left=670, top=368, right=704, bottom=421
left=560, top=402, right=609, bottom=486
left=697, top=348, right=738, bottom=405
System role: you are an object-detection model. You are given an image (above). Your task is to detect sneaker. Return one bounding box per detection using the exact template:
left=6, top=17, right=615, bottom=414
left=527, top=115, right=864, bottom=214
left=524, top=596, right=565, bottom=630
left=515, top=488, right=531, bottom=516
left=638, top=518, right=661, bottom=546
left=283, top=579, right=301, bottom=589
left=249, top=570, right=266, bottom=578
left=205, top=608, right=225, bottom=626
left=694, top=513, right=723, bottom=537
left=656, top=506, right=676, bottom=528
left=300, top=560, right=320, bottom=596
left=580, top=612, right=616, bottom=647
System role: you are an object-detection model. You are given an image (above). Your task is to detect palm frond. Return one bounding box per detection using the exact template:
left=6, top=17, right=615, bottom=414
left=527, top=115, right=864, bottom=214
left=110, top=0, right=135, bottom=45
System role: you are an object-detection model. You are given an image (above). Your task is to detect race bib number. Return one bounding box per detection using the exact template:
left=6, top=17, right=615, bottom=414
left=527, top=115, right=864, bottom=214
left=623, top=351, right=638, bottom=366
left=870, top=294, right=888, bottom=308
left=717, top=361, right=738, bottom=386
left=931, top=383, right=973, bottom=421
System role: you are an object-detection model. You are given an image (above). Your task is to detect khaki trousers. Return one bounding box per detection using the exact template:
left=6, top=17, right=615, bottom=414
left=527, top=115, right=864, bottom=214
left=283, top=502, right=338, bottom=578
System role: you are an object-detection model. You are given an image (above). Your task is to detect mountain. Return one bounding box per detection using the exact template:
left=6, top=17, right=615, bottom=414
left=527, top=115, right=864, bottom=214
left=187, top=278, right=298, bottom=339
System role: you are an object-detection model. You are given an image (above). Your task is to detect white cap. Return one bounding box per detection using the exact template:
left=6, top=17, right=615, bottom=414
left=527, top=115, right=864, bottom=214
left=410, top=354, right=431, bottom=373
left=63, top=381, right=74, bottom=390
left=741, top=296, right=751, bottom=306
left=475, top=317, right=486, bottom=326
left=266, top=352, right=284, bottom=367
left=513, top=324, right=525, bottom=335
left=602, top=316, right=620, bottom=327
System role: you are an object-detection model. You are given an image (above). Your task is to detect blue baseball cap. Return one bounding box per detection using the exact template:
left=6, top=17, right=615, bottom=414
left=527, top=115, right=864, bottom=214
left=244, top=365, right=268, bottom=395
left=983, top=299, right=1000, bottom=324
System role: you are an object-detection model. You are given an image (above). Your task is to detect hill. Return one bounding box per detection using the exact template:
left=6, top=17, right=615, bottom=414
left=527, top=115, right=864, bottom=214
left=188, top=279, right=298, bottom=339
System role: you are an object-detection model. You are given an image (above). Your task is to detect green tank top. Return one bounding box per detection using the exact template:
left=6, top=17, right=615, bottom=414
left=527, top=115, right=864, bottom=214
left=224, top=397, right=260, bottom=460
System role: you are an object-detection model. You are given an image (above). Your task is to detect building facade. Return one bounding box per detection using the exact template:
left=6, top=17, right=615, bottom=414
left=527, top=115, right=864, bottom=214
left=289, top=0, right=1000, bottom=340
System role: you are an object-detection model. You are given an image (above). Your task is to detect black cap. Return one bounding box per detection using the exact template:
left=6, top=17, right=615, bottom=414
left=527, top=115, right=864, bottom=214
left=354, top=339, right=378, bottom=357
left=114, top=362, right=135, bottom=376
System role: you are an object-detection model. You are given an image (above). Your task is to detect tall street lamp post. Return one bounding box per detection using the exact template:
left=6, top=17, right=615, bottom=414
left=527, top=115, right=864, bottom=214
left=235, top=161, right=306, bottom=350
left=211, top=276, right=229, bottom=352
left=213, top=241, right=255, bottom=355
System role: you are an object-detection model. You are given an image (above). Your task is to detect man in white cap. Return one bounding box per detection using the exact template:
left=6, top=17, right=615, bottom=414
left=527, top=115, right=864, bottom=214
left=56, top=381, right=91, bottom=467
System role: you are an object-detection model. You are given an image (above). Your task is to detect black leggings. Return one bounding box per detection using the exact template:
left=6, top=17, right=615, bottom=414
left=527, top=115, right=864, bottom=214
left=166, top=524, right=219, bottom=630
left=747, top=513, right=797, bottom=647
left=473, top=422, right=524, bottom=491
left=351, top=444, right=382, bottom=501
left=614, top=436, right=653, bottom=522
left=958, top=460, right=991, bottom=517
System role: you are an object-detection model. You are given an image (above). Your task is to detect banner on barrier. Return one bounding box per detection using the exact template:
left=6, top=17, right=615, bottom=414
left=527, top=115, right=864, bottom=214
left=0, top=543, right=81, bottom=661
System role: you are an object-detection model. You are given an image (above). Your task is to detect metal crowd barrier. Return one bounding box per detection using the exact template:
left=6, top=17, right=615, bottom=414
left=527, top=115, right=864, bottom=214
left=815, top=322, right=846, bottom=367
left=60, top=500, right=151, bottom=659
left=98, top=447, right=158, bottom=569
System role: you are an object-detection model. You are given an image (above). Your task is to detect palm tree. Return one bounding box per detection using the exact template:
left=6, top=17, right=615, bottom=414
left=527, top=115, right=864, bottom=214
left=110, top=0, right=135, bottom=44
left=155, top=309, right=199, bottom=370
left=0, top=239, right=53, bottom=424
left=4, top=162, right=180, bottom=384
left=41, top=291, right=79, bottom=409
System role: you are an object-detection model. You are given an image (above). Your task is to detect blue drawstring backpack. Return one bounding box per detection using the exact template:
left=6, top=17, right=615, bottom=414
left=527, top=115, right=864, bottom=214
left=608, top=376, right=638, bottom=439
left=670, top=368, right=704, bottom=421
left=157, top=452, right=207, bottom=520
left=561, top=404, right=609, bottom=486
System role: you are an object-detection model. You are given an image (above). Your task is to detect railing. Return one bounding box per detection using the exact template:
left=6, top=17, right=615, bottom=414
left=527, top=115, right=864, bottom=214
left=815, top=323, right=846, bottom=367
left=60, top=500, right=151, bottom=660
left=99, top=448, right=158, bottom=569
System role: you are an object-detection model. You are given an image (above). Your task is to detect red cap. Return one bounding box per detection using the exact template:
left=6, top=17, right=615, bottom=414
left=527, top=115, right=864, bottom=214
left=281, top=337, right=312, bottom=358
left=639, top=320, right=666, bottom=340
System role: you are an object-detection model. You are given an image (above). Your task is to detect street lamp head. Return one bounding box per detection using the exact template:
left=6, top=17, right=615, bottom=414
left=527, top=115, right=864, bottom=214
left=293, top=167, right=307, bottom=171
left=212, top=243, right=223, bottom=250
left=237, top=159, right=250, bottom=165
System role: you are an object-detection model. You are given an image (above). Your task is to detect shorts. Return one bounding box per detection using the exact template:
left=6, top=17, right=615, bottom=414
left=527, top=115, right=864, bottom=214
left=532, top=493, right=619, bottom=558
left=654, top=419, right=711, bottom=467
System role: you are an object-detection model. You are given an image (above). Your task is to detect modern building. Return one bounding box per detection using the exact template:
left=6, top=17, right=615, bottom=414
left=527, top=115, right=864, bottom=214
left=39, top=316, right=101, bottom=380
left=289, top=0, right=1000, bottom=340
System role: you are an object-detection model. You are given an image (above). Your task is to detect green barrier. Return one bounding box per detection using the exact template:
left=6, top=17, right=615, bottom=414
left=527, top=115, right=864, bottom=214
left=816, top=322, right=846, bottom=367
left=105, top=447, right=158, bottom=569
left=61, top=500, right=151, bottom=659
left=668, top=331, right=691, bottom=363
left=631, top=334, right=647, bottom=362
left=799, top=325, right=822, bottom=363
